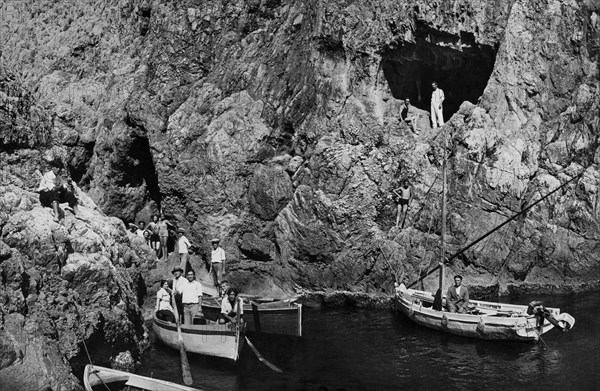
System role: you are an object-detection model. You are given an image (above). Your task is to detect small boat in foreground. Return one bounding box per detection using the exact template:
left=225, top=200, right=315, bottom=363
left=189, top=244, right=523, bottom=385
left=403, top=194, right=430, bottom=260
left=83, top=364, right=201, bottom=391
left=202, top=297, right=303, bottom=336
left=152, top=314, right=245, bottom=361
left=394, top=288, right=575, bottom=342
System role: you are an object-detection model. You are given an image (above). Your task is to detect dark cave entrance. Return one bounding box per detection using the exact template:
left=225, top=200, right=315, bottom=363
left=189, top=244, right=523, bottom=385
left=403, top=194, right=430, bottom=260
left=382, top=22, right=498, bottom=121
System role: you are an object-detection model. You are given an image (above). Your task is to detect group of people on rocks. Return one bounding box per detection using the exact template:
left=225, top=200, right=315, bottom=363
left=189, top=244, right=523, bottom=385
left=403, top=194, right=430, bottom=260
left=155, top=266, right=244, bottom=326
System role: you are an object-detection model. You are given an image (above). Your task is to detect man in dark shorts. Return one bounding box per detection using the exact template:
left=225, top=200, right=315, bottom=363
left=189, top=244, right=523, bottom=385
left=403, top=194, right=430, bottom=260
left=393, top=180, right=412, bottom=229
left=37, top=160, right=82, bottom=222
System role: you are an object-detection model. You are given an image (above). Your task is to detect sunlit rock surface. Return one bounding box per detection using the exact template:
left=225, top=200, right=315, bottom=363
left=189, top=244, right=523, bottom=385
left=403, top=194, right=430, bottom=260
left=0, top=0, right=599, bottom=386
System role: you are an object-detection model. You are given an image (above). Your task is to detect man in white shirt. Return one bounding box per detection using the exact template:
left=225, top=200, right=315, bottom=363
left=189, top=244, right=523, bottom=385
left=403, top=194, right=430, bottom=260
left=171, top=267, right=187, bottom=323
left=180, top=270, right=204, bottom=325
left=177, top=228, right=192, bottom=271
left=209, top=238, right=226, bottom=295
left=430, top=82, right=445, bottom=128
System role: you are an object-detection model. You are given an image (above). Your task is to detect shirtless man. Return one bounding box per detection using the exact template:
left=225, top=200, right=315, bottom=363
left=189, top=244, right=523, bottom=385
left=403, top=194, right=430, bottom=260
left=393, top=180, right=412, bottom=228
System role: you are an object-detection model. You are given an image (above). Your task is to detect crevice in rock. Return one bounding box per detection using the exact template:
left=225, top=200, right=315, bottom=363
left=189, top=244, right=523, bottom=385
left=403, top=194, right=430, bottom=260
left=381, top=21, right=498, bottom=120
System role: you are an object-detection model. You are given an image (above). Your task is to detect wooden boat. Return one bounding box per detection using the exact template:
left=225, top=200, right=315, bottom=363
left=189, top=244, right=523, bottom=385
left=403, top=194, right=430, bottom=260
left=83, top=364, right=202, bottom=391
left=394, top=288, right=575, bottom=342
left=202, top=297, right=303, bottom=336
left=393, top=126, right=576, bottom=342
left=152, top=314, right=245, bottom=361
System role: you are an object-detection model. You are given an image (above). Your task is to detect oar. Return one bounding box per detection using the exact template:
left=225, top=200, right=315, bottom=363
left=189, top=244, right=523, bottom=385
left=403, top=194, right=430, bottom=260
left=171, top=280, right=193, bottom=386
left=245, top=336, right=283, bottom=373
left=250, top=300, right=263, bottom=333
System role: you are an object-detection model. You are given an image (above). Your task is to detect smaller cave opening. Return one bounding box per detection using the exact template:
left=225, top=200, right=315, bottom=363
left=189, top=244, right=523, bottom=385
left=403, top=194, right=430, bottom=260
left=382, top=22, right=498, bottom=121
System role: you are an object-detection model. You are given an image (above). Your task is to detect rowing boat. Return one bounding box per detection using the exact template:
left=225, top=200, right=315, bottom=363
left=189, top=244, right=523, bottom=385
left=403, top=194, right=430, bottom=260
left=394, top=288, right=575, bottom=342
left=201, top=297, right=303, bottom=336
left=152, top=314, right=245, bottom=361
left=83, top=364, right=201, bottom=391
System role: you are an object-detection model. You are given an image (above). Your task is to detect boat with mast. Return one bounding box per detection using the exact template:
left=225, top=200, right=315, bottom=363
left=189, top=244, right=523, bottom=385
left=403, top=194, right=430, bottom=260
left=393, top=126, right=576, bottom=342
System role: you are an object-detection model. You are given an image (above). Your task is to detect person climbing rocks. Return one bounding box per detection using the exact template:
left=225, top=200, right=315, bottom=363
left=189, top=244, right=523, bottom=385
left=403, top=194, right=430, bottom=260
left=177, top=228, right=192, bottom=271
left=209, top=238, right=226, bottom=296
left=430, top=81, right=445, bottom=128
left=393, top=180, right=412, bottom=229
left=37, top=159, right=83, bottom=222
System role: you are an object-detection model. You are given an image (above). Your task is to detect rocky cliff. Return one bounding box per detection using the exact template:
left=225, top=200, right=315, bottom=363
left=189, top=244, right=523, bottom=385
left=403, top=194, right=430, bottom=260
left=0, top=1, right=599, bottom=386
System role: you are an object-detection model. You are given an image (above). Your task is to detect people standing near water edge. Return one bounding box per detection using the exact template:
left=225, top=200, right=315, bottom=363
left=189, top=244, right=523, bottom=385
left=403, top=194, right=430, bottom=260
left=181, top=270, right=204, bottom=325
left=172, top=267, right=186, bottom=323
left=145, top=215, right=161, bottom=258
left=430, top=81, right=445, bottom=128
left=393, top=180, right=412, bottom=229
left=156, top=280, right=176, bottom=323
left=157, top=214, right=173, bottom=261
left=219, top=287, right=244, bottom=325
left=177, top=228, right=192, bottom=271
left=38, top=161, right=85, bottom=222
left=447, top=275, right=469, bottom=313
left=210, top=238, right=226, bottom=296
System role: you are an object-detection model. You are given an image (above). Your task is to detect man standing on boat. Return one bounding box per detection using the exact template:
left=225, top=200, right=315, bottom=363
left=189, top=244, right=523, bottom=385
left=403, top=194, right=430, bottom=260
left=430, top=81, right=445, bottom=128
left=447, top=275, right=469, bottom=313
left=181, top=270, right=204, bottom=325
left=172, top=267, right=186, bottom=323
left=210, top=238, right=226, bottom=296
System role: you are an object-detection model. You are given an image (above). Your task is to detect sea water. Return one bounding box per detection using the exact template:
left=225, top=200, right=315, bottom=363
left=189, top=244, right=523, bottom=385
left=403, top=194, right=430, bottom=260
left=138, top=292, right=600, bottom=391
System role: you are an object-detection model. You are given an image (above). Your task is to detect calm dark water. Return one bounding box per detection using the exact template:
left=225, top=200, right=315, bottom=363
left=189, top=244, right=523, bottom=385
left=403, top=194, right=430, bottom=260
left=138, top=292, right=600, bottom=391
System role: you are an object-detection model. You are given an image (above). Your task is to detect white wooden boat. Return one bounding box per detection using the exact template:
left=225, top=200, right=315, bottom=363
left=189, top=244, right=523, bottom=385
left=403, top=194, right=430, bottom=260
left=393, top=126, right=576, bottom=343
left=202, top=297, right=303, bottom=336
left=152, top=314, right=245, bottom=361
left=83, top=364, right=202, bottom=391
left=394, top=288, right=575, bottom=342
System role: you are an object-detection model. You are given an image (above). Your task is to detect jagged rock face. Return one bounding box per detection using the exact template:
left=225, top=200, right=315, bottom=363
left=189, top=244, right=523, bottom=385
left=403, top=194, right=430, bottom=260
left=1, top=0, right=599, bottom=305
left=0, top=65, right=154, bottom=391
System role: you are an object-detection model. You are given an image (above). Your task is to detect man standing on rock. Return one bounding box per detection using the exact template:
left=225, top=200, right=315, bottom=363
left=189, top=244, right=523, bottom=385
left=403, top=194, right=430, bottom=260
left=177, top=228, right=192, bottom=271
left=210, top=238, right=226, bottom=296
left=393, top=180, right=412, bottom=229
left=430, top=81, right=445, bottom=128
left=181, top=270, right=204, bottom=325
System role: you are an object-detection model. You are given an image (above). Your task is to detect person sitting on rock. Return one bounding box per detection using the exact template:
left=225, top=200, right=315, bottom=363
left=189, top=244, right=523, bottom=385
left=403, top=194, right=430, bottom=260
left=37, top=160, right=82, bottom=222
left=446, top=275, right=469, bottom=313
left=155, top=279, right=176, bottom=323
left=400, top=98, right=419, bottom=134
left=219, top=287, right=244, bottom=325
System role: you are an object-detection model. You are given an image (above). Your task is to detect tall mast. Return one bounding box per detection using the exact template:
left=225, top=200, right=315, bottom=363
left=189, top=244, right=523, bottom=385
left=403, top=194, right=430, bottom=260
left=439, top=126, right=447, bottom=293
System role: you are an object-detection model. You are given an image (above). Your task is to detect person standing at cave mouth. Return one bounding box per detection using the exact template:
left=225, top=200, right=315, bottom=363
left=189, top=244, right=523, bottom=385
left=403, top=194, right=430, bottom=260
left=430, top=82, right=445, bottom=128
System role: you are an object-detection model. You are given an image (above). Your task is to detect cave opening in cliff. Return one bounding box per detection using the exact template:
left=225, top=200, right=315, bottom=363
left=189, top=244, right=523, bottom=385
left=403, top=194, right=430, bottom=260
left=382, top=23, right=498, bottom=121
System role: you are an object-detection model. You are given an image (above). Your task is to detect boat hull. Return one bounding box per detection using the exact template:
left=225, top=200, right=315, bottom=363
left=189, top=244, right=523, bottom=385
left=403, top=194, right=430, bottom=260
left=202, top=299, right=303, bottom=336
left=394, top=289, right=559, bottom=342
left=152, top=315, right=245, bottom=361
left=83, top=364, right=201, bottom=391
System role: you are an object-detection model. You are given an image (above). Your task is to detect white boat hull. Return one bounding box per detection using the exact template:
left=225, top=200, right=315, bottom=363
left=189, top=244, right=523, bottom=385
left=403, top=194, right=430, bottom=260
left=83, top=364, right=201, bottom=391
left=152, top=315, right=245, bottom=361
left=394, top=289, right=571, bottom=342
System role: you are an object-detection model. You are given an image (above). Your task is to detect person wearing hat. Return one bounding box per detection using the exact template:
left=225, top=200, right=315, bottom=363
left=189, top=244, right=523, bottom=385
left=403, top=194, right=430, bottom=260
left=209, top=238, right=226, bottom=296
left=171, top=266, right=186, bottom=323
left=37, top=159, right=81, bottom=222
left=177, top=228, right=192, bottom=271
